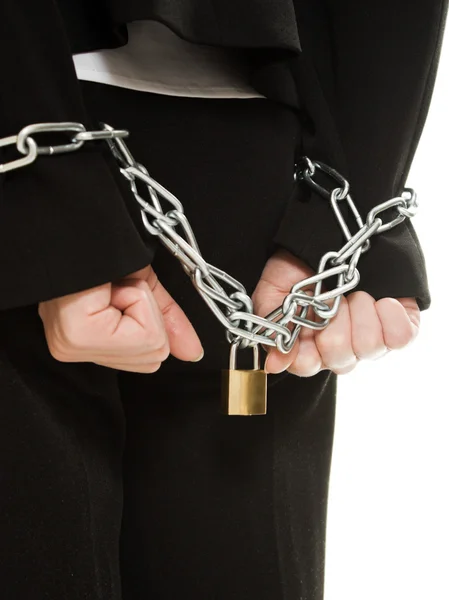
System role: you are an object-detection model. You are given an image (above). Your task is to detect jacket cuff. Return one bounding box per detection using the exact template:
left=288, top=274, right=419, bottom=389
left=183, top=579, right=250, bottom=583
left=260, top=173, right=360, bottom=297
left=0, top=142, right=159, bottom=310
left=272, top=182, right=431, bottom=312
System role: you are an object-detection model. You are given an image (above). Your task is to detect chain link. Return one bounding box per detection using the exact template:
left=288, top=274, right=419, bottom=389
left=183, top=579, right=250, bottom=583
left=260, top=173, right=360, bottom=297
left=0, top=122, right=419, bottom=353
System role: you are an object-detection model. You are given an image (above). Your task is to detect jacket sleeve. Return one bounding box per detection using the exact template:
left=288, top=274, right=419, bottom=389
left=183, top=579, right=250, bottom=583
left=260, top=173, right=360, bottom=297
left=273, top=0, right=448, bottom=311
left=0, top=0, right=158, bottom=311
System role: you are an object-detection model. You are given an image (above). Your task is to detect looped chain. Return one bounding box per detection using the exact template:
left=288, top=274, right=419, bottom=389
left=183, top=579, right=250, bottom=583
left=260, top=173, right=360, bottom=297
left=0, top=122, right=419, bottom=353
left=0, top=122, right=128, bottom=173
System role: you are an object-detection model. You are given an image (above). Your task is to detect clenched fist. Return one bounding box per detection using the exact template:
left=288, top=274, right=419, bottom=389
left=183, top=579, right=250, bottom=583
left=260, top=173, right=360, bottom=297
left=38, top=265, right=204, bottom=373
left=252, top=249, right=420, bottom=376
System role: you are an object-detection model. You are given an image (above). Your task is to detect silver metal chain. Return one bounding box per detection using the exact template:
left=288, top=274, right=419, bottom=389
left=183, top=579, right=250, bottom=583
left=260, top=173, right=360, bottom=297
left=0, top=122, right=419, bottom=354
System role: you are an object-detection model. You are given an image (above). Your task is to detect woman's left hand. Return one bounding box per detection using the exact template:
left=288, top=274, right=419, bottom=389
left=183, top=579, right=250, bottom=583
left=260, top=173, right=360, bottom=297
left=251, top=249, right=421, bottom=376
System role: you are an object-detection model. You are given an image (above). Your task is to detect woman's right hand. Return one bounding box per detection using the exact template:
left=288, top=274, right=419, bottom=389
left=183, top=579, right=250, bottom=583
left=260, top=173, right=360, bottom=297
left=38, top=266, right=204, bottom=373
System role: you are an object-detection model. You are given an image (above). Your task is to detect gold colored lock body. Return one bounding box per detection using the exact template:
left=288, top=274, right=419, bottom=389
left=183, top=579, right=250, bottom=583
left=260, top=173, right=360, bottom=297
left=222, top=343, right=267, bottom=416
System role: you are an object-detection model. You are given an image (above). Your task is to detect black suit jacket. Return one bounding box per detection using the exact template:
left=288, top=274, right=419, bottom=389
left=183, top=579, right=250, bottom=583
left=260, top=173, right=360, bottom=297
left=0, top=0, right=446, bottom=311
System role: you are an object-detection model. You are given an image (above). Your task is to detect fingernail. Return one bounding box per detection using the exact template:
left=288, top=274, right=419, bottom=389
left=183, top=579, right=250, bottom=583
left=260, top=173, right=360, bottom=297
left=191, top=348, right=204, bottom=362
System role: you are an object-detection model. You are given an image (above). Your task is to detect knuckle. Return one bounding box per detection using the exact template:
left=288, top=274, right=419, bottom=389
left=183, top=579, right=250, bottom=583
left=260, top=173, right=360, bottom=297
left=154, top=343, right=170, bottom=362
left=146, top=327, right=168, bottom=351
left=158, top=296, right=176, bottom=319
left=353, top=335, right=386, bottom=359
left=318, top=331, right=346, bottom=354
left=134, top=284, right=150, bottom=299
left=47, top=342, right=70, bottom=363
left=402, top=323, right=417, bottom=345
left=144, top=312, right=166, bottom=342
left=351, top=291, right=372, bottom=303
left=123, top=283, right=150, bottom=307
left=388, top=322, right=415, bottom=349
left=51, top=318, right=96, bottom=358
left=133, top=279, right=149, bottom=290
left=58, top=319, right=87, bottom=351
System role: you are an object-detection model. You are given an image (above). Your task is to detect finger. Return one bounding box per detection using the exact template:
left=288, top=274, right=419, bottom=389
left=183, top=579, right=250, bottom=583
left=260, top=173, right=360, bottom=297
left=347, top=291, right=388, bottom=360
left=253, top=292, right=294, bottom=375
left=108, top=279, right=168, bottom=352
left=39, top=283, right=113, bottom=353
left=314, top=295, right=357, bottom=374
left=253, top=253, right=315, bottom=319
left=88, top=340, right=171, bottom=365
left=253, top=251, right=315, bottom=374
left=263, top=295, right=319, bottom=374
left=375, top=297, right=418, bottom=350
left=118, top=272, right=203, bottom=361
left=151, top=277, right=204, bottom=362
left=254, top=249, right=316, bottom=299
left=264, top=335, right=299, bottom=374
left=93, top=360, right=164, bottom=374
left=266, top=292, right=323, bottom=376
left=396, top=297, right=421, bottom=330
left=287, top=318, right=322, bottom=377
left=53, top=281, right=113, bottom=317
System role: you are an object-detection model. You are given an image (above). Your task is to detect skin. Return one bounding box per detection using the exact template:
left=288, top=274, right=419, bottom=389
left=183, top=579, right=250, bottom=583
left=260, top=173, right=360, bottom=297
left=39, top=249, right=420, bottom=375
left=251, top=249, right=421, bottom=376
left=38, top=265, right=204, bottom=373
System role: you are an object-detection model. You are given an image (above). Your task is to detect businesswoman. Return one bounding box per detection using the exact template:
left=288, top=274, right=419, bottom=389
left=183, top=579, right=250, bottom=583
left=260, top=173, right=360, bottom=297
left=0, top=0, right=444, bottom=598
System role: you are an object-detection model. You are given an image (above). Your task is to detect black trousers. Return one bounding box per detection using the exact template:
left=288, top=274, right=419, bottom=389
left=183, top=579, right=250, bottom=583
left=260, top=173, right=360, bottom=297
left=0, top=81, right=337, bottom=600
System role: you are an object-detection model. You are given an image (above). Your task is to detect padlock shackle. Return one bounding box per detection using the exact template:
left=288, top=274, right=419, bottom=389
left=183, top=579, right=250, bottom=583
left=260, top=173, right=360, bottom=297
left=229, top=341, right=260, bottom=370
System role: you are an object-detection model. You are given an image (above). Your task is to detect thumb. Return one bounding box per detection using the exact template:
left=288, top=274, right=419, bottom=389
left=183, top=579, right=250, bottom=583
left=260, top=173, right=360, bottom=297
left=109, top=278, right=168, bottom=347
left=253, top=249, right=314, bottom=317
left=252, top=249, right=315, bottom=373
left=151, top=278, right=204, bottom=362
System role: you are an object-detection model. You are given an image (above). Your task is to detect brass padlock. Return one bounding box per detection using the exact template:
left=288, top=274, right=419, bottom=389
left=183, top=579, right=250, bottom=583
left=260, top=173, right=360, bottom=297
left=221, top=342, right=267, bottom=416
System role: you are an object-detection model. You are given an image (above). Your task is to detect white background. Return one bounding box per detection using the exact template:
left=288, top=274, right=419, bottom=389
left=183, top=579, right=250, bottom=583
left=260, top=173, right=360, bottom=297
left=324, top=26, right=449, bottom=600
